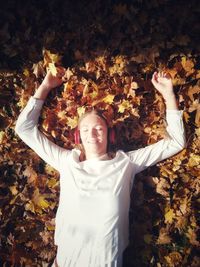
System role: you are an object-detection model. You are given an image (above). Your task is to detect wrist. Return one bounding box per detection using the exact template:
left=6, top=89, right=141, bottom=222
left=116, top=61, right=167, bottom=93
left=39, top=83, right=52, bottom=92
left=164, top=94, right=178, bottom=110
left=162, top=92, right=176, bottom=102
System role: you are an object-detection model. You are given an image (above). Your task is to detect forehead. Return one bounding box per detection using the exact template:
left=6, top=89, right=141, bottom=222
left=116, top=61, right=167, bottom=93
left=79, top=113, right=107, bottom=127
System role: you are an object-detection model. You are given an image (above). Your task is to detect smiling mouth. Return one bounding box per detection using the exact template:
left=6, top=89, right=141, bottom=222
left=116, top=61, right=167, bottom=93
left=88, top=141, right=98, bottom=144
left=87, top=139, right=99, bottom=144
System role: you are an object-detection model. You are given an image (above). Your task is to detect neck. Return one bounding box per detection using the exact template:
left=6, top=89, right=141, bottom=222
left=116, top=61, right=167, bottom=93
left=85, top=152, right=108, bottom=160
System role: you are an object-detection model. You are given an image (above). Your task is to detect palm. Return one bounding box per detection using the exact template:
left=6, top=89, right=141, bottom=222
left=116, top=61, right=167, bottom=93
left=42, top=67, right=66, bottom=90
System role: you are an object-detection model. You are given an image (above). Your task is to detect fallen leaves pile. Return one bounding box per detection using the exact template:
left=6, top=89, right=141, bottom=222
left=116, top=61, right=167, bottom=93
left=0, top=0, right=199, bottom=266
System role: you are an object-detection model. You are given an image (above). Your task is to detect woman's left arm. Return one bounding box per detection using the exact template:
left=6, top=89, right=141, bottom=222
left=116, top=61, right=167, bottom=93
left=127, top=71, right=186, bottom=174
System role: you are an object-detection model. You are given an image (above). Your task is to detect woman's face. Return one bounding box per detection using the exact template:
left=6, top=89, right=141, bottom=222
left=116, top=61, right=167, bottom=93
left=79, top=113, right=108, bottom=158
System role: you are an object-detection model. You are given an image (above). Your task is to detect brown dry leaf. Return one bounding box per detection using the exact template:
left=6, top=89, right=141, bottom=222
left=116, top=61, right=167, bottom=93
left=164, top=251, right=183, bottom=267
left=187, top=85, right=200, bottom=101
left=186, top=227, right=200, bottom=246
left=188, top=153, right=200, bottom=168
left=181, top=56, right=195, bottom=75
left=157, top=227, right=172, bottom=244
left=23, top=166, right=38, bottom=184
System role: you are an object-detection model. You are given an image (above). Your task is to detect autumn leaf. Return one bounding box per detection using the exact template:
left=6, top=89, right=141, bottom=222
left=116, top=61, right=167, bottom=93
left=48, top=63, right=57, bottom=76
left=1, top=1, right=199, bottom=266
left=43, top=49, right=62, bottom=67
left=164, top=252, right=183, bottom=266
left=157, top=227, right=172, bottom=244
left=118, top=99, right=131, bottom=113
left=32, top=188, right=51, bottom=212
left=102, top=94, right=115, bottom=104
left=67, top=116, right=78, bottom=129
left=164, top=208, right=175, bottom=224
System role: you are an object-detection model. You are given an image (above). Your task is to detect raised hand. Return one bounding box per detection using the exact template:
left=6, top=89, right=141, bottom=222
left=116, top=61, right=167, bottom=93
left=151, top=71, right=178, bottom=110
left=34, top=66, right=66, bottom=100
left=41, top=66, right=66, bottom=90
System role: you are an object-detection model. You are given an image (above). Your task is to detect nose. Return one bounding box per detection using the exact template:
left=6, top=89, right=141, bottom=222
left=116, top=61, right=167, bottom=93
left=88, top=128, right=97, bottom=138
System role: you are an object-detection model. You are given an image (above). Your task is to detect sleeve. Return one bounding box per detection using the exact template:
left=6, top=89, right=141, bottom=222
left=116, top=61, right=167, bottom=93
left=15, top=97, right=70, bottom=171
left=126, top=110, right=186, bottom=174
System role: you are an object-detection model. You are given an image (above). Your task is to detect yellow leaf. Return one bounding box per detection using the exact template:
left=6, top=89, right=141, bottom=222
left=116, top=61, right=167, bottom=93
left=45, top=164, right=57, bottom=176
left=0, top=131, right=6, bottom=144
left=47, top=178, right=58, bottom=188
left=33, top=189, right=50, bottom=210
left=9, top=185, right=18, bottom=196
left=102, top=94, right=115, bottom=104
left=67, top=116, right=78, bottom=129
left=25, top=201, right=35, bottom=213
left=43, top=49, right=61, bottom=65
left=57, top=110, right=67, bottom=120
left=181, top=56, right=195, bottom=74
left=23, top=68, right=30, bottom=77
left=48, top=63, right=57, bottom=76
left=118, top=99, right=131, bottom=113
left=188, top=153, right=200, bottom=167
left=45, top=221, right=55, bottom=231
left=38, top=197, right=50, bottom=209
left=77, top=106, right=86, bottom=117
left=164, top=208, right=175, bottom=224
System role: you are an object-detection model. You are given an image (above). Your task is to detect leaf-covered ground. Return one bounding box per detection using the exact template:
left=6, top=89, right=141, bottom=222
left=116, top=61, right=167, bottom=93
left=0, top=0, right=199, bottom=266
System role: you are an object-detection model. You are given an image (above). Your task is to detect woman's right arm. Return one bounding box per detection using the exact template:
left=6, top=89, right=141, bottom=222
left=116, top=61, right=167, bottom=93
left=15, top=69, right=69, bottom=171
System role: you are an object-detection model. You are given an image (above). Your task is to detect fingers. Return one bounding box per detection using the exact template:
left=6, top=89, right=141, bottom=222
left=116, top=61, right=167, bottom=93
left=157, top=70, right=171, bottom=79
left=151, top=71, right=158, bottom=85
left=152, top=70, right=171, bottom=81
left=55, top=66, right=66, bottom=80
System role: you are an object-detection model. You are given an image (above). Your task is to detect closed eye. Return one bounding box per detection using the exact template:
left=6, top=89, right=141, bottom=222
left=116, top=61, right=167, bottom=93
left=81, top=127, right=88, bottom=132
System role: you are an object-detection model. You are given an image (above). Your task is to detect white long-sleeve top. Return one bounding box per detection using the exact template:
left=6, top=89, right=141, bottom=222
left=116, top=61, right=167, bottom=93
left=15, top=97, right=185, bottom=267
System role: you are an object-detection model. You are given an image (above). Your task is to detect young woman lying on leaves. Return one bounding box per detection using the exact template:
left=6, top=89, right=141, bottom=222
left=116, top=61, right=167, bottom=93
left=15, top=68, right=185, bottom=267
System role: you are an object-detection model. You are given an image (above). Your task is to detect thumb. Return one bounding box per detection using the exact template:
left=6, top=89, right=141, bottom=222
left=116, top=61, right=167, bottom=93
left=151, top=72, right=158, bottom=87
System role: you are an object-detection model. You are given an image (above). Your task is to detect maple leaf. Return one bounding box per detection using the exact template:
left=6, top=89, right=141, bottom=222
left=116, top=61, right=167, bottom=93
left=181, top=56, right=195, bottom=76
left=102, top=94, right=115, bottom=104
left=157, top=227, right=172, bottom=244
left=77, top=106, right=86, bottom=117
left=164, top=252, right=183, bottom=266
left=164, top=208, right=175, bottom=224
left=118, top=99, right=131, bottom=113
left=32, top=188, right=50, bottom=212
left=67, top=116, right=78, bottom=129
left=23, top=166, right=38, bottom=184
left=186, top=227, right=200, bottom=246
left=48, top=63, right=57, bottom=76
left=43, top=49, right=62, bottom=68
left=0, top=131, right=6, bottom=144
